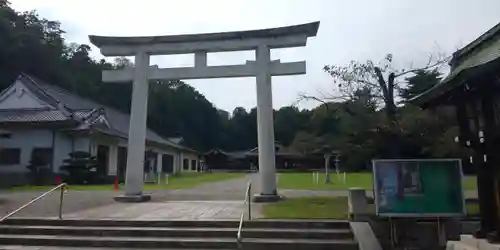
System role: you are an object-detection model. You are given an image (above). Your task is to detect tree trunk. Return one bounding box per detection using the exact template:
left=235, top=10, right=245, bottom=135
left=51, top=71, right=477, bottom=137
left=374, top=67, right=399, bottom=158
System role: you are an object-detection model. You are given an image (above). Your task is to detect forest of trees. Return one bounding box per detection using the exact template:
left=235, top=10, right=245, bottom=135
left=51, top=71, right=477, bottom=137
left=0, top=1, right=469, bottom=172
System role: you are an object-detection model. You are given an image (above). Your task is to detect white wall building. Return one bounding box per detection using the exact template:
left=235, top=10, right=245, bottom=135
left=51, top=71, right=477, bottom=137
left=0, top=74, right=199, bottom=187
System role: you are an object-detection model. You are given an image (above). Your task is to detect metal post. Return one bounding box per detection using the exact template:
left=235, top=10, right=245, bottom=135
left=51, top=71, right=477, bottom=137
left=58, top=185, right=64, bottom=220
left=247, top=185, right=252, bottom=220
left=335, top=156, right=340, bottom=178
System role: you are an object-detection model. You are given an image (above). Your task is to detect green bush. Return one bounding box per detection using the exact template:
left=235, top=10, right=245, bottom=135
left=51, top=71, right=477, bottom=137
left=26, top=157, right=52, bottom=185
left=59, top=151, right=102, bottom=184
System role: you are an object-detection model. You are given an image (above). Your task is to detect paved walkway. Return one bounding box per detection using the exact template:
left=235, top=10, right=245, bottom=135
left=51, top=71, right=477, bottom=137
left=61, top=175, right=259, bottom=220
left=1, top=174, right=259, bottom=220
left=62, top=200, right=251, bottom=220
left=1, top=173, right=477, bottom=220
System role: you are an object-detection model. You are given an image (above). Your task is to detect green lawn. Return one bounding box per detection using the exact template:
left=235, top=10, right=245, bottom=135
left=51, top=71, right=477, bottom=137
left=262, top=196, right=480, bottom=220
left=263, top=197, right=350, bottom=219
left=277, top=172, right=477, bottom=191
left=9, top=172, right=244, bottom=192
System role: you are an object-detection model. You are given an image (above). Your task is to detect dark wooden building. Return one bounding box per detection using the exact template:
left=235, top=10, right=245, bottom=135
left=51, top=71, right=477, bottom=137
left=413, top=22, right=500, bottom=241
left=204, top=143, right=326, bottom=171
left=203, top=148, right=249, bottom=171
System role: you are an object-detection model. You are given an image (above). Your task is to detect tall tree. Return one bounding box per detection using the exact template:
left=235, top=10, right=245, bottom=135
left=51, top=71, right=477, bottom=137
left=274, top=106, right=311, bottom=146
left=319, top=54, right=449, bottom=157
left=400, top=69, right=442, bottom=101
left=322, top=54, right=448, bottom=118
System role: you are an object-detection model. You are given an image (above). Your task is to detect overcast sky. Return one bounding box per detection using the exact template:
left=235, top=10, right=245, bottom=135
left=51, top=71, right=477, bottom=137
left=10, top=0, right=500, bottom=112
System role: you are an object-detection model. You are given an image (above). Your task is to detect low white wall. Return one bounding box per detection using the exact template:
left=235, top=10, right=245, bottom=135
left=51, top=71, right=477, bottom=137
left=182, top=151, right=199, bottom=172
left=0, top=129, right=53, bottom=173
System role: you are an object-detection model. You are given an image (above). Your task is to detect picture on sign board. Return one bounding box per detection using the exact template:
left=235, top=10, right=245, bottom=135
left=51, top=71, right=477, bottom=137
left=401, top=162, right=422, bottom=195
left=373, top=159, right=465, bottom=217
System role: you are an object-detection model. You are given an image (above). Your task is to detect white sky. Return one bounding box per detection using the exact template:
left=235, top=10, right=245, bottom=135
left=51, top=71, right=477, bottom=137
left=10, top=0, right=500, bottom=112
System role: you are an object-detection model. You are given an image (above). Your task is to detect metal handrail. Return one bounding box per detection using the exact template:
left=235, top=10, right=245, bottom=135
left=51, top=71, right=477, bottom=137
left=0, top=183, right=67, bottom=222
left=236, top=181, right=252, bottom=248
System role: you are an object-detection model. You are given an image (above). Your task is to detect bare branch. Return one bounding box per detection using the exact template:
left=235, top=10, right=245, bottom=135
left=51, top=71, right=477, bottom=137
left=296, top=93, right=327, bottom=105
left=394, top=56, right=450, bottom=77
left=426, top=54, right=433, bottom=67
left=297, top=92, right=351, bottom=104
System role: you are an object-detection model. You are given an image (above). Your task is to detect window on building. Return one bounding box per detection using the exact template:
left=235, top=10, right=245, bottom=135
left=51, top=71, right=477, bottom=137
left=191, top=159, right=197, bottom=171
left=0, top=133, right=12, bottom=139
left=0, top=148, right=21, bottom=165
left=183, top=159, right=189, bottom=170
left=31, top=148, right=53, bottom=166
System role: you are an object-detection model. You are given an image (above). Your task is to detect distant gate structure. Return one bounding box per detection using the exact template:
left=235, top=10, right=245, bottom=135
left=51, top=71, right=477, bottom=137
left=89, top=21, right=320, bottom=202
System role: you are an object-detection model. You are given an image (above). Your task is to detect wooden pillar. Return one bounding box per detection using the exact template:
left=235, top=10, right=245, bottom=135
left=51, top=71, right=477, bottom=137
left=455, top=89, right=496, bottom=237
left=479, top=86, right=500, bottom=242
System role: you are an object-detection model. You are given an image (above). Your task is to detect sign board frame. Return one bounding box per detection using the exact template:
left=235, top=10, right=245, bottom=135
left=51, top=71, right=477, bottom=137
left=372, top=158, right=466, bottom=218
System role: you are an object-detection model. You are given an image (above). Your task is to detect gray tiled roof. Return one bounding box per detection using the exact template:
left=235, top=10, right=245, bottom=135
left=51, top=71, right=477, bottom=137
left=73, top=109, right=96, bottom=119
left=412, top=22, right=500, bottom=106
left=0, top=108, right=69, bottom=123
left=168, top=137, right=184, bottom=145
left=6, top=74, right=196, bottom=152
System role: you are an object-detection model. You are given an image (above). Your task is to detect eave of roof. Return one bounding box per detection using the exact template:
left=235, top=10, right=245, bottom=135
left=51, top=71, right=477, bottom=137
left=89, top=22, right=320, bottom=47
left=0, top=108, right=71, bottom=123
left=204, top=148, right=231, bottom=156
left=451, top=22, right=500, bottom=66
left=16, top=74, right=61, bottom=108
left=411, top=23, right=500, bottom=107
left=7, top=73, right=198, bottom=153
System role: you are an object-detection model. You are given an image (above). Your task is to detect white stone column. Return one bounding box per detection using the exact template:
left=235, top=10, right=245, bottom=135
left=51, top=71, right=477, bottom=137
left=255, top=45, right=278, bottom=197
left=108, top=144, right=118, bottom=175
left=89, top=140, right=97, bottom=156
left=172, top=153, right=178, bottom=174
left=156, top=153, right=163, bottom=173
left=123, top=52, right=150, bottom=197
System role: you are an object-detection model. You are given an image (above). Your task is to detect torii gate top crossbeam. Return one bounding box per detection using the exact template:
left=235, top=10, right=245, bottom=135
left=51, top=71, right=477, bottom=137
left=89, top=22, right=320, bottom=56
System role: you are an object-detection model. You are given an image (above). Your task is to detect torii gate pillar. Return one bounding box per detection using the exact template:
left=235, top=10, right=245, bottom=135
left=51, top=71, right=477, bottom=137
left=254, top=45, right=278, bottom=200
left=89, top=22, right=320, bottom=202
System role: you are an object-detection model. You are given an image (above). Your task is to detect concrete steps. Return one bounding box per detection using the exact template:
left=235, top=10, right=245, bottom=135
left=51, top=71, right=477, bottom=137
left=0, top=225, right=354, bottom=239
left=0, top=218, right=352, bottom=229
left=0, top=218, right=358, bottom=250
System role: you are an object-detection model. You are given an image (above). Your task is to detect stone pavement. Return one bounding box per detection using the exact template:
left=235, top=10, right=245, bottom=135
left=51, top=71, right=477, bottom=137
left=1, top=173, right=478, bottom=220
left=60, top=200, right=255, bottom=220
left=57, top=174, right=261, bottom=220
left=1, top=174, right=259, bottom=220
left=0, top=190, right=119, bottom=218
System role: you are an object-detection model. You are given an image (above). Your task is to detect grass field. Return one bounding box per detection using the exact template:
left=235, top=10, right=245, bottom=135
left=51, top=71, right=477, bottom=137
left=277, top=172, right=477, bottom=190
left=262, top=196, right=480, bottom=220
left=263, top=197, right=350, bottom=219
left=9, top=172, right=245, bottom=192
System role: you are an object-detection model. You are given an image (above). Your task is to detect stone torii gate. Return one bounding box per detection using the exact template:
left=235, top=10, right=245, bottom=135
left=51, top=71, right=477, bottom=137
left=89, top=21, right=320, bottom=202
